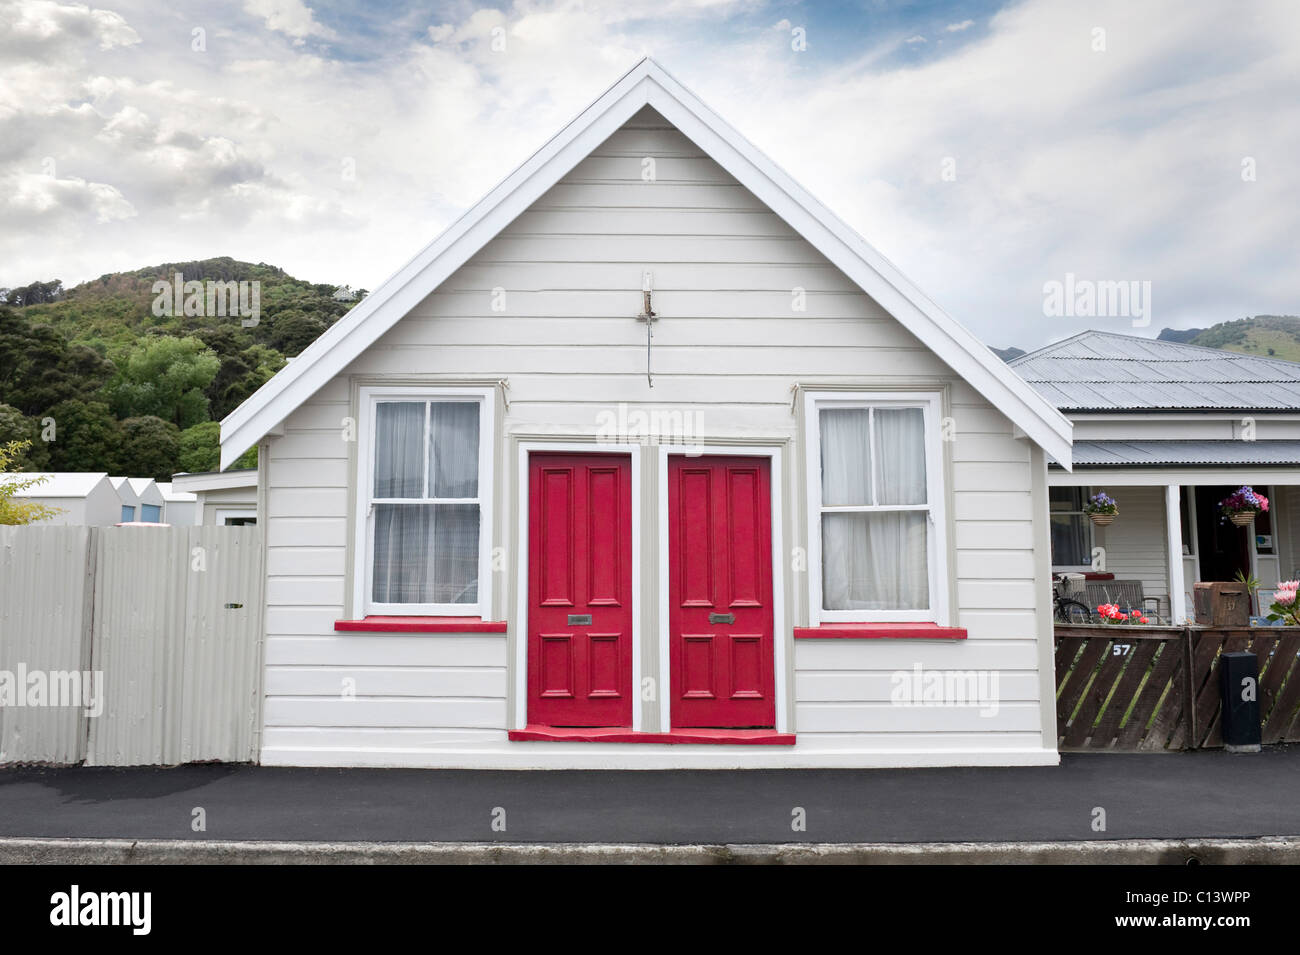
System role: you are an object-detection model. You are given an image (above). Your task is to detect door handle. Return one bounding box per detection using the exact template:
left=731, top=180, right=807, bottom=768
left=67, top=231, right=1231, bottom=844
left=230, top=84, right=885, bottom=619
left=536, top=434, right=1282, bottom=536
left=709, top=612, right=735, bottom=625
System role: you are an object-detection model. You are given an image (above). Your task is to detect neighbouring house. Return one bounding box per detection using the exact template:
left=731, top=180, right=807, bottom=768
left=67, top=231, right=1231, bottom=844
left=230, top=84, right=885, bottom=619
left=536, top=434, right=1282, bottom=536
left=1012, top=331, right=1300, bottom=620
left=10, top=472, right=121, bottom=526
left=127, top=477, right=165, bottom=523
left=156, top=481, right=198, bottom=526
left=170, top=468, right=259, bottom=525
left=108, top=476, right=141, bottom=524
left=219, top=59, right=1073, bottom=770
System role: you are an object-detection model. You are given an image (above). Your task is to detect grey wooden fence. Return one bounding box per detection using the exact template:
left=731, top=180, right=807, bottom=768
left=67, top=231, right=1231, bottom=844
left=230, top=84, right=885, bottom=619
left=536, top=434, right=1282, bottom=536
left=0, top=525, right=263, bottom=766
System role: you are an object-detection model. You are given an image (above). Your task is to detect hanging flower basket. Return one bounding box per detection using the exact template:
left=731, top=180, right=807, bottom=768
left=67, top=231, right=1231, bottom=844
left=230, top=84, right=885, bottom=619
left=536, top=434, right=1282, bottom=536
left=1082, top=491, right=1118, bottom=527
left=1219, top=486, right=1268, bottom=527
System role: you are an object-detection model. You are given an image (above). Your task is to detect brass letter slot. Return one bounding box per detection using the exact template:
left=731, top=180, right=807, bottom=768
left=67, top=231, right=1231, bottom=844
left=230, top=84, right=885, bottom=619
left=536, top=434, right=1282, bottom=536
left=709, top=612, right=736, bottom=625
left=567, top=614, right=593, bottom=626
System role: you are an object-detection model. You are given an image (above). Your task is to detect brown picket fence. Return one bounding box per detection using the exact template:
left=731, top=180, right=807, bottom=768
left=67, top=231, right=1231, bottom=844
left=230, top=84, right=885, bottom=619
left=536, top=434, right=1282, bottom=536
left=1054, top=625, right=1300, bottom=751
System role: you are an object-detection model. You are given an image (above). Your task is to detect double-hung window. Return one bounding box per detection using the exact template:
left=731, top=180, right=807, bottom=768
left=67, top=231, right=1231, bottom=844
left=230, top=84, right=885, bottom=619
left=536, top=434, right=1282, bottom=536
left=805, top=392, right=948, bottom=625
left=355, top=387, right=494, bottom=617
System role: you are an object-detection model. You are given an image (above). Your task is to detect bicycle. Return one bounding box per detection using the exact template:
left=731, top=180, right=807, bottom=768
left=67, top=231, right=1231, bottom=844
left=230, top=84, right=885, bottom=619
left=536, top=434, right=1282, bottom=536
left=1052, top=574, right=1093, bottom=624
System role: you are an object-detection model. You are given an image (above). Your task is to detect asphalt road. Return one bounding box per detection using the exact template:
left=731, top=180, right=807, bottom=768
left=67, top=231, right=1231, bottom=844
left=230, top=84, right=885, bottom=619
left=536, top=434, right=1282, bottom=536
left=2, top=749, right=1297, bottom=845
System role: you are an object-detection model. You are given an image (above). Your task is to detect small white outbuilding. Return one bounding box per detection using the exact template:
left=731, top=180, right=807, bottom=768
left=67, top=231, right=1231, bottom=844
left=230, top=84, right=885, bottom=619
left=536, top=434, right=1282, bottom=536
left=126, top=477, right=166, bottom=523
left=156, top=482, right=198, bottom=526
left=170, top=468, right=259, bottom=525
left=10, top=472, right=121, bottom=526
left=108, top=476, right=141, bottom=524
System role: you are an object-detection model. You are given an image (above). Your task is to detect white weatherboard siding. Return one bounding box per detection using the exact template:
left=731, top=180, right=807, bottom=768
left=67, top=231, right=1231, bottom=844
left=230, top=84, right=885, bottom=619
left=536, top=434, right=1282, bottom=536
left=259, top=111, right=1054, bottom=768
left=1092, top=486, right=1170, bottom=603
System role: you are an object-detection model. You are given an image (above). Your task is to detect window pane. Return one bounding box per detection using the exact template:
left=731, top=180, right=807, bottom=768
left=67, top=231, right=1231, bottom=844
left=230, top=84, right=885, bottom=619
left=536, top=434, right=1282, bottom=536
left=372, top=503, right=480, bottom=604
left=873, top=407, right=926, bottom=505
left=822, top=511, right=929, bottom=611
left=429, top=402, right=480, bottom=498
left=141, top=504, right=161, bottom=522
left=820, top=408, right=871, bottom=506
left=375, top=402, right=425, bottom=498
left=431, top=503, right=480, bottom=603
left=1050, top=486, right=1085, bottom=511
left=1050, top=513, right=1089, bottom=566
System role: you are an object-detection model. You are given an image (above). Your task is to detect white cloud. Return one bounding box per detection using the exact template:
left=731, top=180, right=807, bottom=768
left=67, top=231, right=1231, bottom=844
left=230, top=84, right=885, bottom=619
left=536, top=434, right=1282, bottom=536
left=1, top=0, right=1297, bottom=350
left=241, top=0, right=335, bottom=42
left=1, top=171, right=136, bottom=225
left=945, top=20, right=975, bottom=33
left=905, top=34, right=926, bottom=44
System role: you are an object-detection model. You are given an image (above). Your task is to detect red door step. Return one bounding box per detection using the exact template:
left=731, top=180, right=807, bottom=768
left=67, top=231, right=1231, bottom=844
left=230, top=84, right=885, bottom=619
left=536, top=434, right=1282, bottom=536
left=508, top=726, right=795, bottom=744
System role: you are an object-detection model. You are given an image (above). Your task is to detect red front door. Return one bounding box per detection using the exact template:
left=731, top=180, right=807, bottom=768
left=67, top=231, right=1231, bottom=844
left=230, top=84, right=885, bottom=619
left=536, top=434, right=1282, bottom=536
left=527, top=453, right=633, bottom=727
left=669, top=455, right=775, bottom=728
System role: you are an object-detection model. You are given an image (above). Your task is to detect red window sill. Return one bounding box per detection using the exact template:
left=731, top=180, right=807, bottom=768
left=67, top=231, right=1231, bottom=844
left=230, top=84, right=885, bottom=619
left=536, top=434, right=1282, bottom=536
left=334, top=616, right=507, bottom=634
left=793, top=623, right=967, bottom=640
left=508, top=726, right=795, bottom=745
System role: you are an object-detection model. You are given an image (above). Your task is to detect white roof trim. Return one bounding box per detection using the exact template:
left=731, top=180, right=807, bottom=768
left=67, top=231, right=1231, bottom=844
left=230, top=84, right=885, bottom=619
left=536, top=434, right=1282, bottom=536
left=171, top=469, right=259, bottom=493
left=220, top=57, right=1073, bottom=469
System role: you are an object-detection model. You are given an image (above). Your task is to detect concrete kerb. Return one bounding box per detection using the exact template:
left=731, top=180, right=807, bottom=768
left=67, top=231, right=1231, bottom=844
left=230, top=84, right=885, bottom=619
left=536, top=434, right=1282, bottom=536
left=2, top=836, right=1298, bottom=864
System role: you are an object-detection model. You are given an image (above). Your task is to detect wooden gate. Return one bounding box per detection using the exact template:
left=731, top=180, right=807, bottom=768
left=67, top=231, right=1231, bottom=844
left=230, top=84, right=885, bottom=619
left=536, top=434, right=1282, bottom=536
left=1055, top=625, right=1300, bottom=751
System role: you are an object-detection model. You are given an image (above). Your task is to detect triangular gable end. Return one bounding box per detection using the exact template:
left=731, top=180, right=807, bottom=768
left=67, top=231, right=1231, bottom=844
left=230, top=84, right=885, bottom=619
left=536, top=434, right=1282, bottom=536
left=220, top=57, right=1072, bottom=469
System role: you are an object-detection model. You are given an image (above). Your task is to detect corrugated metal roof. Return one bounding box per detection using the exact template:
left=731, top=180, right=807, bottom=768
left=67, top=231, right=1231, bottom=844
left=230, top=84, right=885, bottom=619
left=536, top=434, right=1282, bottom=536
left=1009, top=331, right=1300, bottom=410
left=1072, top=439, right=1300, bottom=466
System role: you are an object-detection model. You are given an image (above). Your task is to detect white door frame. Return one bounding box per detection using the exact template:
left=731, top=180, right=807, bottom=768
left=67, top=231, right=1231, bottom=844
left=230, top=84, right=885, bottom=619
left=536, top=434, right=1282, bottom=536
left=514, top=442, right=643, bottom=731
left=657, top=445, right=788, bottom=734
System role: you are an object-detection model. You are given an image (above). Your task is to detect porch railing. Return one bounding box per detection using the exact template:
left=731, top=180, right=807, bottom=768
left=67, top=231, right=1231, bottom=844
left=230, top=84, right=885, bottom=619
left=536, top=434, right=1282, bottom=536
left=1054, top=624, right=1300, bottom=751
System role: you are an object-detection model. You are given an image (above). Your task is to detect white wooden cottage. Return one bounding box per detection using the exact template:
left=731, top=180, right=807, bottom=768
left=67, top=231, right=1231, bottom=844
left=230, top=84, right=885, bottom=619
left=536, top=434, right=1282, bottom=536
left=220, top=59, right=1073, bottom=769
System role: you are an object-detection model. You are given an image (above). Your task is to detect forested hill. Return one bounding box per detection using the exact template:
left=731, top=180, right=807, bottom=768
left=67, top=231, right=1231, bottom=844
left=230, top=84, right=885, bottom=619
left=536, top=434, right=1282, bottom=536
left=0, top=257, right=365, bottom=480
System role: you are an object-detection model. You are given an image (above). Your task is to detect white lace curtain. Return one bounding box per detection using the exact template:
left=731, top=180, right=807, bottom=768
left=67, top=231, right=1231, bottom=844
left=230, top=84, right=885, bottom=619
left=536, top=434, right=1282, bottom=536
left=372, top=401, right=480, bottom=605
left=820, top=407, right=929, bottom=611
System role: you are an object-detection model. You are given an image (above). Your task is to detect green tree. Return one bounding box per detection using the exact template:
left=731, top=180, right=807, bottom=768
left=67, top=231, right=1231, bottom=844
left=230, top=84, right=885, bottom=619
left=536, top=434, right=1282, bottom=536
left=177, top=420, right=221, bottom=472
left=116, top=416, right=181, bottom=481
left=268, top=309, right=326, bottom=356
left=103, top=336, right=220, bottom=429
left=0, top=440, right=62, bottom=524
left=44, top=400, right=120, bottom=472
left=178, top=420, right=256, bottom=472
left=0, top=308, right=114, bottom=415
left=0, top=404, right=50, bottom=468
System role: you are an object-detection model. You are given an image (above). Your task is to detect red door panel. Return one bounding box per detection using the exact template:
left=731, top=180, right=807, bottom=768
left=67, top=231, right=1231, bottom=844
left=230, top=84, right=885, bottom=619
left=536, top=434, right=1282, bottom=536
left=528, top=453, right=633, bottom=727
left=669, top=455, right=775, bottom=728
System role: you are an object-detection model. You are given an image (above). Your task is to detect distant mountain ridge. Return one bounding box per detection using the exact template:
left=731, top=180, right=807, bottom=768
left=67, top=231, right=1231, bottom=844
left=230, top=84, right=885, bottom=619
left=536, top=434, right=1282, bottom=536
left=992, top=315, right=1300, bottom=362
left=1155, top=315, right=1300, bottom=361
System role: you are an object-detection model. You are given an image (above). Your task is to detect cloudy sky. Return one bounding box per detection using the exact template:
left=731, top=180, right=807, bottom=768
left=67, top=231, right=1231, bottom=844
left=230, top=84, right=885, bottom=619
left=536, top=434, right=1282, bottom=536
left=2, top=0, right=1296, bottom=349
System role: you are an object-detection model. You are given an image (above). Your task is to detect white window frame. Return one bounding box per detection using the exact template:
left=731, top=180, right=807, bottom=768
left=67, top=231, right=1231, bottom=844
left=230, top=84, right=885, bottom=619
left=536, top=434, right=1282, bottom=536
left=804, top=391, right=949, bottom=626
left=1049, top=485, right=1094, bottom=573
left=353, top=386, right=495, bottom=618
left=214, top=507, right=257, bottom=526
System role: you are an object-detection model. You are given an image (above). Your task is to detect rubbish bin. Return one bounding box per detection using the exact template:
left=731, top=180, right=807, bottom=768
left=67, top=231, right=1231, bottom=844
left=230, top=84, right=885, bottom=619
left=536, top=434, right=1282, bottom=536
left=1219, top=651, right=1261, bottom=753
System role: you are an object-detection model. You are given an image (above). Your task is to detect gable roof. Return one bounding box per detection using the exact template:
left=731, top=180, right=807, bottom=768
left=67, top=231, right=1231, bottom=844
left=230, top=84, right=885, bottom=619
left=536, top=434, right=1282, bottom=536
left=10, top=472, right=110, bottom=498
left=1011, top=330, right=1300, bottom=411
left=127, top=477, right=163, bottom=503
left=108, top=476, right=140, bottom=506
left=220, top=57, right=1072, bottom=468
